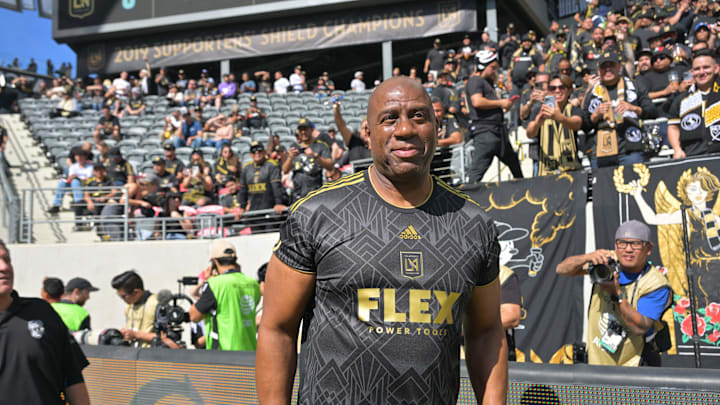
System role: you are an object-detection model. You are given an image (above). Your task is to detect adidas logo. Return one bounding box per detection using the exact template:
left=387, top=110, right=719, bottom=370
left=399, top=225, right=422, bottom=240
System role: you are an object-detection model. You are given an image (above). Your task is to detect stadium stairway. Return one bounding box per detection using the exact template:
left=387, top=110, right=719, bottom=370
left=1, top=114, right=99, bottom=244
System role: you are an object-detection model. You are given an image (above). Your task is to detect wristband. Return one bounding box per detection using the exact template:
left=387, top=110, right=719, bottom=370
left=610, top=292, right=624, bottom=304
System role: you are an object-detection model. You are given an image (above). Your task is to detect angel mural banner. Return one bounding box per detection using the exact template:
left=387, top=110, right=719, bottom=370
left=463, top=171, right=586, bottom=363
left=593, top=155, right=720, bottom=362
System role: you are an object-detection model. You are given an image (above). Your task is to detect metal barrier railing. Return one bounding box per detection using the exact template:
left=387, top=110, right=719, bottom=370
left=0, top=155, right=20, bottom=243
left=19, top=186, right=130, bottom=243
left=16, top=185, right=288, bottom=243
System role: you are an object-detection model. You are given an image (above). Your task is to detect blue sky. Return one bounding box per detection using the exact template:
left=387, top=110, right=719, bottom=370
left=0, top=7, right=76, bottom=75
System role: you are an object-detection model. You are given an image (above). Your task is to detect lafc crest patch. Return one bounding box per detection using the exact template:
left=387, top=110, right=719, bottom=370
left=69, top=0, right=94, bottom=19
left=400, top=251, right=423, bottom=279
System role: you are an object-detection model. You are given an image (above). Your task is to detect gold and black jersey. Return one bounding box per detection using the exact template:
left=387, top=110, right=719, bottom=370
left=238, top=160, right=283, bottom=211
left=274, top=170, right=499, bottom=404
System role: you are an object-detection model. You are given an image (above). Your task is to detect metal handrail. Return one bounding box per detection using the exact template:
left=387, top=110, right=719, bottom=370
left=0, top=155, right=20, bottom=243
left=16, top=184, right=289, bottom=243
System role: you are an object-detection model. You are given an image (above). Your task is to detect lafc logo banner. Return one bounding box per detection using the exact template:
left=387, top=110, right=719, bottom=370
left=593, top=155, right=720, bottom=358
left=463, top=171, right=587, bottom=363
left=77, top=0, right=476, bottom=74
left=69, top=0, right=93, bottom=19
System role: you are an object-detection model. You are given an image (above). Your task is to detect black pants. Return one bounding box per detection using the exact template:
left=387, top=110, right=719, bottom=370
left=468, top=131, right=524, bottom=183
left=640, top=344, right=661, bottom=367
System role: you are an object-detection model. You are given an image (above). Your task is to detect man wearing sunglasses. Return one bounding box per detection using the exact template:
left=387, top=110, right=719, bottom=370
left=556, top=220, right=671, bottom=367
left=582, top=51, right=657, bottom=167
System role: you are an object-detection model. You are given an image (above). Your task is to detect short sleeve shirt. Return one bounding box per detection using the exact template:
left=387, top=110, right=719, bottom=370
left=466, top=75, right=504, bottom=132
left=0, top=291, right=89, bottom=404
left=290, top=141, right=331, bottom=200
left=98, top=115, right=120, bottom=134
left=274, top=171, right=499, bottom=404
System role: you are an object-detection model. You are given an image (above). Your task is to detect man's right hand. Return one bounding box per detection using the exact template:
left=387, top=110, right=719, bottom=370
left=501, top=98, right=514, bottom=110
left=289, top=147, right=300, bottom=157
left=592, top=102, right=611, bottom=122
left=673, top=148, right=686, bottom=159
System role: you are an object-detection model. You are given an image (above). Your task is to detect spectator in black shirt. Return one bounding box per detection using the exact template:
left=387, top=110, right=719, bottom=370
left=239, top=142, right=286, bottom=214
left=246, top=96, right=267, bottom=129
left=466, top=50, right=522, bottom=183
left=499, top=23, right=520, bottom=69
left=282, top=118, right=334, bottom=201
left=152, top=157, right=179, bottom=190
left=83, top=163, right=118, bottom=216
left=93, top=105, right=120, bottom=143
left=163, top=144, right=186, bottom=179
left=0, top=241, right=91, bottom=405
left=424, top=38, right=447, bottom=80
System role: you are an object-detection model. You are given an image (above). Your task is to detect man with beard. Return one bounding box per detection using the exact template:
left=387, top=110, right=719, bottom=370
left=282, top=118, right=334, bottom=201
left=582, top=51, right=657, bottom=167
left=509, top=34, right=545, bottom=94
left=668, top=50, right=720, bottom=158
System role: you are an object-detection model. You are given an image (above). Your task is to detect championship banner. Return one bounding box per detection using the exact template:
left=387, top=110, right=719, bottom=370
left=463, top=171, right=586, bottom=363
left=76, top=0, right=476, bottom=75
left=592, top=155, right=720, bottom=360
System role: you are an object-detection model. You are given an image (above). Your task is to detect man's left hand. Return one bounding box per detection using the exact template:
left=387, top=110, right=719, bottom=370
left=597, top=272, right=621, bottom=297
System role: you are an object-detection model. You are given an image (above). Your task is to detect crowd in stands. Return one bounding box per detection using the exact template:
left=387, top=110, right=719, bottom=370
left=2, top=0, right=720, bottom=241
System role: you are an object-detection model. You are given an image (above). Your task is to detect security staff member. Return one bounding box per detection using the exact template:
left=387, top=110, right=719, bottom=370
left=509, top=33, right=545, bottom=93
left=0, top=240, right=91, bottom=404
left=432, top=97, right=463, bottom=147
left=52, top=277, right=98, bottom=332
left=556, top=221, right=671, bottom=366
left=238, top=142, right=286, bottom=214
left=190, top=239, right=260, bottom=351
left=582, top=51, right=657, bottom=167
left=669, top=50, right=720, bottom=158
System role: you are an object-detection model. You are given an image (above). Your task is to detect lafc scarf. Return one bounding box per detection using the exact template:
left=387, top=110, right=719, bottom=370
left=538, top=102, right=580, bottom=176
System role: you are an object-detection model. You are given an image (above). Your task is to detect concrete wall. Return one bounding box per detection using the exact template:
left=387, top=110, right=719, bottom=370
left=8, top=233, right=278, bottom=333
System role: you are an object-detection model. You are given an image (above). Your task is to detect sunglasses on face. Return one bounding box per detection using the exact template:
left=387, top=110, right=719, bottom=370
left=549, top=85, right=567, bottom=91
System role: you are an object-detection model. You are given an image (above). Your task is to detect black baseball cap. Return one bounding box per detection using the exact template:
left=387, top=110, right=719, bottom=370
left=163, top=144, right=175, bottom=151
left=297, top=118, right=313, bottom=129
left=250, top=141, right=264, bottom=152
left=598, top=51, right=621, bottom=65
left=651, top=48, right=672, bottom=62
left=152, top=157, right=165, bottom=165
left=191, top=148, right=203, bottom=156
left=637, top=48, right=653, bottom=58
left=66, top=277, right=99, bottom=293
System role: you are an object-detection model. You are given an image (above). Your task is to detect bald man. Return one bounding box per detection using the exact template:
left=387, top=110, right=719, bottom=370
left=256, top=77, right=507, bottom=404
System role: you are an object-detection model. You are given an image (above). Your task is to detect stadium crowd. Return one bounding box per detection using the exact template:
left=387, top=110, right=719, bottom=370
left=0, top=0, right=719, bottom=241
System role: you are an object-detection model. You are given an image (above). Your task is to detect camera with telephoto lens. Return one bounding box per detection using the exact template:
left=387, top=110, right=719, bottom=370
left=152, top=277, right=197, bottom=348
left=588, top=258, right=618, bottom=284
left=73, top=328, right=129, bottom=346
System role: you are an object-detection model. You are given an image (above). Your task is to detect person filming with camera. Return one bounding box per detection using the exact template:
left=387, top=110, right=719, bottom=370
left=556, top=220, right=671, bottom=367
left=189, top=239, right=260, bottom=351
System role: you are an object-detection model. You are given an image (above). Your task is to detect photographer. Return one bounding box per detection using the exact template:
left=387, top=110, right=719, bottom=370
left=189, top=239, right=260, bottom=351
left=556, top=220, right=671, bottom=367
left=111, top=270, right=158, bottom=348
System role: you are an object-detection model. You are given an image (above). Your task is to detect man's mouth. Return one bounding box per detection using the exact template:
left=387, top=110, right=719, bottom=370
left=391, top=147, right=420, bottom=158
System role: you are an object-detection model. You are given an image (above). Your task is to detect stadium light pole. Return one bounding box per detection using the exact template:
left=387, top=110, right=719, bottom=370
left=486, top=0, right=498, bottom=42
left=382, top=41, right=393, bottom=81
